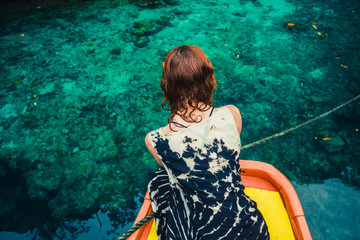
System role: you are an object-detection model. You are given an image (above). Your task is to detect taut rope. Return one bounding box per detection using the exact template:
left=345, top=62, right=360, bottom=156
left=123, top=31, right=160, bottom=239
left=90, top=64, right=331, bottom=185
left=117, top=212, right=155, bottom=240
left=241, top=94, right=360, bottom=151
left=118, top=94, right=360, bottom=239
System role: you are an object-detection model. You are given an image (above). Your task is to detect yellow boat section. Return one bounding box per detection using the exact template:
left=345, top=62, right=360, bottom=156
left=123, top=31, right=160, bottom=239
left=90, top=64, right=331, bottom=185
left=145, top=187, right=295, bottom=240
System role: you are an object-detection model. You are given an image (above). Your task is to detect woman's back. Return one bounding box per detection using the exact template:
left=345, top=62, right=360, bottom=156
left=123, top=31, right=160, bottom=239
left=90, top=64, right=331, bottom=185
left=147, top=106, right=269, bottom=239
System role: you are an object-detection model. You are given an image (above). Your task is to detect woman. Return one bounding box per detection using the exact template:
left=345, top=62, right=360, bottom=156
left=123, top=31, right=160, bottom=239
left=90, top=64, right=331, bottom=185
left=145, top=45, right=269, bottom=239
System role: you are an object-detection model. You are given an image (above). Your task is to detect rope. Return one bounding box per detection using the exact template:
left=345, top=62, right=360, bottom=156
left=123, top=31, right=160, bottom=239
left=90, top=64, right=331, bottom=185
left=117, top=93, right=360, bottom=239
left=241, top=94, right=360, bottom=151
left=117, top=212, right=155, bottom=240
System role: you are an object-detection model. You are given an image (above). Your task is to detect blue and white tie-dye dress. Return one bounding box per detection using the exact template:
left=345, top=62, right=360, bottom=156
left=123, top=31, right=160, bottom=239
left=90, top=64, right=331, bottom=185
left=147, top=106, right=269, bottom=240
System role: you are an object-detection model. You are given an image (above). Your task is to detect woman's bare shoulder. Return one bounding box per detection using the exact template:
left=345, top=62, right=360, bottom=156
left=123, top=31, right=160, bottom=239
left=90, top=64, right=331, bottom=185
left=224, top=104, right=240, bottom=113
left=224, top=105, right=242, bottom=134
left=145, top=131, right=163, bottom=166
left=145, top=132, right=152, bottom=145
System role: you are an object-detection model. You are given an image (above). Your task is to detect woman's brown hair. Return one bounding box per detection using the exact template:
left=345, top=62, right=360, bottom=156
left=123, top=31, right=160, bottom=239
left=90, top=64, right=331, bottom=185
left=160, top=45, right=217, bottom=126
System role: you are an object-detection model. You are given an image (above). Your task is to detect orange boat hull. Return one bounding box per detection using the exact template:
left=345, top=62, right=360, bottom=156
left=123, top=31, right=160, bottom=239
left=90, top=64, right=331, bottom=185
left=128, top=160, right=312, bottom=240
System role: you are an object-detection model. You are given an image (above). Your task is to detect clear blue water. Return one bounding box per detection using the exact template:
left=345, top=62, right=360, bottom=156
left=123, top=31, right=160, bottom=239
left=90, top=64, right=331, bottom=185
left=0, top=0, right=359, bottom=239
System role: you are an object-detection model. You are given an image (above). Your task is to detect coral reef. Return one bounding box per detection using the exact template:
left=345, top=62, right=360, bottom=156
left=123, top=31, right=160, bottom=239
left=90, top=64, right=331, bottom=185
left=0, top=0, right=359, bottom=239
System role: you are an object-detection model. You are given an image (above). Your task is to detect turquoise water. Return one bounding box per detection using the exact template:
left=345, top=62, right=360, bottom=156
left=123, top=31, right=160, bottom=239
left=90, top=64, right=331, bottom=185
left=0, top=0, right=359, bottom=239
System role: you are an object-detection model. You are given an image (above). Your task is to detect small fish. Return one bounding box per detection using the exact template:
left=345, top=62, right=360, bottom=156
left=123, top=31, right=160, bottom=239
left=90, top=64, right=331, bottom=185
left=312, top=24, right=317, bottom=29
left=341, top=64, right=349, bottom=68
left=8, top=33, right=25, bottom=39
left=336, top=57, right=340, bottom=59
left=288, top=23, right=295, bottom=26
left=296, top=7, right=300, bottom=10
left=323, top=138, right=331, bottom=141
left=317, top=32, right=322, bottom=35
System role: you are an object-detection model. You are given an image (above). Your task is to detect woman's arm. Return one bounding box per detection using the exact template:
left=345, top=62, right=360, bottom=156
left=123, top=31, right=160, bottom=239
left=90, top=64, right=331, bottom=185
left=225, top=105, right=242, bottom=135
left=145, top=133, right=164, bottom=166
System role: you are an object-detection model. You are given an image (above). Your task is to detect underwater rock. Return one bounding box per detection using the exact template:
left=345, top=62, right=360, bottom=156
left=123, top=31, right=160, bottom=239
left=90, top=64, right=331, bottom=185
left=83, top=13, right=98, bottom=21
left=172, top=7, right=191, bottom=16
left=124, top=45, right=134, bottom=53
left=309, top=95, right=325, bottom=104
left=285, top=22, right=309, bottom=33
left=134, top=37, right=150, bottom=48
left=155, top=16, right=171, bottom=27
left=0, top=104, right=20, bottom=130
left=130, top=16, right=171, bottom=37
left=100, top=17, right=110, bottom=23
left=73, top=146, right=80, bottom=153
left=163, top=0, right=179, bottom=5
left=62, top=128, right=70, bottom=135
left=251, top=0, right=263, bottom=7
left=86, top=43, right=97, bottom=53
left=309, top=68, right=324, bottom=79
left=104, top=144, right=119, bottom=159
left=131, top=21, right=156, bottom=36
left=39, top=82, right=56, bottom=95
left=293, top=179, right=360, bottom=239
left=27, top=184, right=49, bottom=200
left=320, top=134, right=346, bottom=153
left=0, top=104, right=18, bottom=120
left=2, top=77, right=15, bottom=88
left=109, top=47, right=121, bottom=55
left=55, top=18, right=70, bottom=30
left=130, top=10, right=140, bottom=18
left=131, top=0, right=163, bottom=7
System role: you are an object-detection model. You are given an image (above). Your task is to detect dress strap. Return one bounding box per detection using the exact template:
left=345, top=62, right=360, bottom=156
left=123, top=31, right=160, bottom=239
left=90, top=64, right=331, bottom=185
left=209, top=107, right=215, bottom=117
left=171, top=121, right=188, bottom=128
